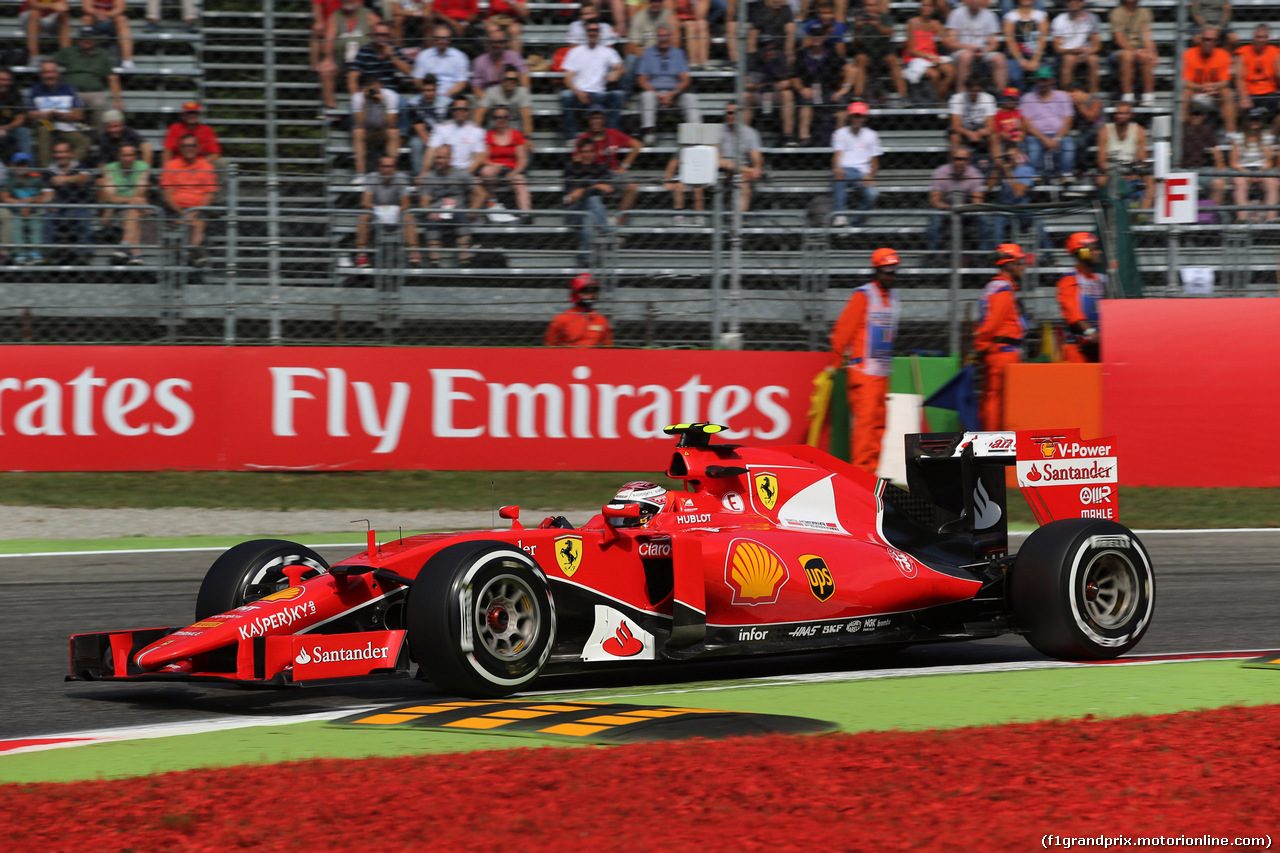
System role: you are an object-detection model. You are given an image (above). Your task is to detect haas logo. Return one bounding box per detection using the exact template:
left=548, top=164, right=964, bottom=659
left=602, top=621, right=644, bottom=657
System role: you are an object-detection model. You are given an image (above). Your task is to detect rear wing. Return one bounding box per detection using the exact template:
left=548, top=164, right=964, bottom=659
left=905, top=428, right=1119, bottom=530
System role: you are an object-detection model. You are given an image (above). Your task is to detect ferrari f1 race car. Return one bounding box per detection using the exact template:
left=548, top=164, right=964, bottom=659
left=68, top=424, right=1155, bottom=698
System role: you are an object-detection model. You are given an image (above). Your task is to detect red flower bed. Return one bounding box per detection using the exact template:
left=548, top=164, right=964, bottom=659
left=4, top=704, right=1278, bottom=852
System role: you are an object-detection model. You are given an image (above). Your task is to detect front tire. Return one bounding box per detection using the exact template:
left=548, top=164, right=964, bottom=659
left=1011, top=519, right=1155, bottom=660
left=194, top=539, right=330, bottom=621
left=407, top=542, right=556, bottom=699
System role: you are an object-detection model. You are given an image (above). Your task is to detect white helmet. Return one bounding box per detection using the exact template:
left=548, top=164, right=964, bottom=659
left=606, top=481, right=668, bottom=527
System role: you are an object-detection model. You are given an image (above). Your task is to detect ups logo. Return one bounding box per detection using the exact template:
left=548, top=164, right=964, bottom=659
left=801, top=554, right=835, bottom=602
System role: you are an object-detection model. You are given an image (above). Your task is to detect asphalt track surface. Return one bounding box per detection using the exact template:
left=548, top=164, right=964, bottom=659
left=2, top=531, right=1276, bottom=740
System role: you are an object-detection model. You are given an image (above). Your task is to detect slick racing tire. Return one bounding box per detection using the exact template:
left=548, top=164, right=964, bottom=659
left=1011, top=519, right=1155, bottom=660
left=194, top=539, right=330, bottom=621
left=407, top=542, right=556, bottom=699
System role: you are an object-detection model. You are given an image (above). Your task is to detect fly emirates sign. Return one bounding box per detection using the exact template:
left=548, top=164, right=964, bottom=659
left=0, top=347, right=828, bottom=471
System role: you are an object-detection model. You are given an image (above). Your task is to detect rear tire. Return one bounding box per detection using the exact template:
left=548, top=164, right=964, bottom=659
left=1011, top=519, right=1155, bottom=660
left=195, top=539, right=330, bottom=621
left=407, top=542, right=556, bottom=698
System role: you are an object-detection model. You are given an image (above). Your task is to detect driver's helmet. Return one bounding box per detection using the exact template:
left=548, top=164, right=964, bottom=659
left=606, top=481, right=668, bottom=527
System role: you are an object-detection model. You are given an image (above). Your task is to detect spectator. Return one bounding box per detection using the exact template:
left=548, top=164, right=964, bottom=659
left=569, top=3, right=620, bottom=48
left=559, top=22, right=625, bottom=140
left=27, top=60, right=89, bottom=165
left=145, top=0, right=198, bottom=33
left=1230, top=107, right=1279, bottom=222
left=1067, top=78, right=1105, bottom=166
left=0, top=70, right=33, bottom=164
left=484, top=0, right=528, bottom=54
left=1003, top=0, right=1048, bottom=92
left=544, top=273, right=614, bottom=347
left=993, top=86, right=1025, bottom=158
left=1096, top=100, right=1152, bottom=208
left=412, top=24, right=471, bottom=115
left=20, top=1, right=73, bottom=63
left=1108, top=0, right=1157, bottom=105
left=431, top=0, right=479, bottom=41
left=1236, top=25, right=1280, bottom=122
left=577, top=109, right=643, bottom=212
left=945, top=0, right=1007, bottom=92
left=1191, top=0, right=1235, bottom=51
left=348, top=21, right=413, bottom=95
left=353, top=155, right=421, bottom=267
left=159, top=132, right=217, bottom=265
left=424, top=96, right=485, bottom=208
left=476, top=106, right=531, bottom=212
left=382, top=0, right=431, bottom=46
left=43, top=138, right=94, bottom=264
left=636, top=26, right=701, bottom=145
left=663, top=153, right=705, bottom=223
left=948, top=76, right=997, bottom=159
left=805, top=0, right=849, bottom=60
left=97, top=142, right=150, bottom=264
left=987, top=149, right=1052, bottom=258
left=1182, top=27, right=1237, bottom=134
left=418, top=144, right=474, bottom=266
left=351, top=73, right=400, bottom=177
left=793, top=23, right=849, bottom=145
left=1056, top=231, right=1104, bottom=363
left=53, top=26, right=123, bottom=128
left=1021, top=66, right=1076, bottom=181
left=925, top=146, right=987, bottom=259
left=629, top=0, right=675, bottom=55
left=318, top=0, right=380, bottom=112
left=562, top=138, right=614, bottom=264
left=1050, top=0, right=1100, bottom=94
left=718, top=102, right=764, bottom=210
left=974, top=243, right=1028, bottom=431
left=2, top=152, right=50, bottom=265
left=162, top=101, right=221, bottom=166
left=831, top=101, right=882, bottom=227
left=749, top=0, right=797, bottom=64
left=476, top=67, right=533, bottom=133
left=1179, top=102, right=1227, bottom=206
left=470, top=29, right=529, bottom=97
left=901, top=0, right=955, bottom=105
left=79, top=0, right=135, bottom=69
left=745, top=36, right=797, bottom=145
left=88, top=108, right=154, bottom=168
left=673, top=0, right=711, bottom=71
left=850, top=0, right=907, bottom=104
left=405, top=75, right=441, bottom=176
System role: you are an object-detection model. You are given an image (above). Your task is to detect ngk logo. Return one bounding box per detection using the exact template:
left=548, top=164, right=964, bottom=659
left=1079, top=485, right=1113, bottom=505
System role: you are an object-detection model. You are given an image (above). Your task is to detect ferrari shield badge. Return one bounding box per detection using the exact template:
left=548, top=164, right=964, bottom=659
left=754, top=472, right=779, bottom=511
left=555, top=535, right=583, bottom=577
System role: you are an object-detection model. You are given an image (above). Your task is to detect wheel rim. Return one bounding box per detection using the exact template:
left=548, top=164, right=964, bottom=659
left=1079, top=551, right=1140, bottom=629
left=473, top=572, right=541, bottom=662
left=240, top=555, right=328, bottom=604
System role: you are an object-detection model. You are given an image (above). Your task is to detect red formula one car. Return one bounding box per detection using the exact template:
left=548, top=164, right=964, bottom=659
left=68, top=424, right=1155, bottom=698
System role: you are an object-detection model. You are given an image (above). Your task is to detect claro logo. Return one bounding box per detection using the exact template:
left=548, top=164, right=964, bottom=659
left=0, top=368, right=193, bottom=437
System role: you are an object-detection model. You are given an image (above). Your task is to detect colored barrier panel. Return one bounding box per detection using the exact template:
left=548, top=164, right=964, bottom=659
left=1004, top=363, right=1103, bottom=439
left=1104, top=299, right=1280, bottom=486
left=0, top=347, right=829, bottom=472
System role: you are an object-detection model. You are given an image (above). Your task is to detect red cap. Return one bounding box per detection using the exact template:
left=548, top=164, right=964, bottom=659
left=1001, top=87, right=1020, bottom=99
left=871, top=247, right=900, bottom=267
left=182, top=101, right=201, bottom=113
left=993, top=243, right=1027, bottom=265
left=570, top=273, right=599, bottom=299
left=847, top=101, right=870, bottom=116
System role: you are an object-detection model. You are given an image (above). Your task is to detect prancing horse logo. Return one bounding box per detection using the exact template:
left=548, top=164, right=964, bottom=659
left=754, top=472, right=779, bottom=511
left=555, top=535, right=583, bottom=577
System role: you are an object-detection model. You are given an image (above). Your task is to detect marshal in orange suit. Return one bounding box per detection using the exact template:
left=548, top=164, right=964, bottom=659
left=1056, top=231, right=1104, bottom=363
left=829, top=247, right=901, bottom=472
left=973, top=244, right=1028, bottom=431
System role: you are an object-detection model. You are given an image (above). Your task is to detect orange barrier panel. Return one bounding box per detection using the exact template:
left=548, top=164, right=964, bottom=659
left=1003, top=363, right=1103, bottom=438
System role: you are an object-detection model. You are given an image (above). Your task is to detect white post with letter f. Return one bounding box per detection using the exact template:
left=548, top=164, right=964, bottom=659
left=1153, top=143, right=1199, bottom=224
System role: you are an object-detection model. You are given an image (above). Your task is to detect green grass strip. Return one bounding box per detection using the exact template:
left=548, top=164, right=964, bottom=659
left=5, top=660, right=1276, bottom=784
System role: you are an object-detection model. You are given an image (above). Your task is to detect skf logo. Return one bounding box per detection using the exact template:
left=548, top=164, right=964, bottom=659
left=261, top=586, right=304, bottom=602
left=754, top=472, right=779, bottom=511
left=725, top=540, right=788, bottom=605
left=801, top=554, right=835, bottom=602
left=555, top=535, right=583, bottom=577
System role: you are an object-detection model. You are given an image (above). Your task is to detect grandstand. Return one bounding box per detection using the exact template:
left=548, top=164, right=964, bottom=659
left=1, top=0, right=1279, bottom=350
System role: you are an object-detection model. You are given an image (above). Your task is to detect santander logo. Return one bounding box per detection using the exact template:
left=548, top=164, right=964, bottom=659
left=602, top=621, right=644, bottom=657
left=1027, top=464, right=1042, bottom=481
left=295, top=647, right=312, bottom=664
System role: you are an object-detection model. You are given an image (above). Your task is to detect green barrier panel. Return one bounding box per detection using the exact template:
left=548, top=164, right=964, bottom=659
left=829, top=367, right=850, bottom=462
left=889, top=355, right=962, bottom=433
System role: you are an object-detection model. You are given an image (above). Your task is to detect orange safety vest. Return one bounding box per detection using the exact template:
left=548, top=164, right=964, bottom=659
left=544, top=307, right=614, bottom=347
left=974, top=274, right=1027, bottom=354
left=1056, top=269, right=1106, bottom=343
left=830, top=282, right=900, bottom=377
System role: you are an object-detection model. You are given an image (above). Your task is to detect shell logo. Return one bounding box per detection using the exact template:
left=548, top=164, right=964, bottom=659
left=725, top=540, right=788, bottom=605
left=261, top=586, right=304, bottom=602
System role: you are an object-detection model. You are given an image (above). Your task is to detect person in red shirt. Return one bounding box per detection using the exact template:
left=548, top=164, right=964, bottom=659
left=974, top=243, right=1027, bottom=430
left=475, top=106, right=530, bottom=210
left=544, top=273, right=614, bottom=347
left=1056, top=232, right=1104, bottom=363
left=576, top=109, right=643, bottom=212
left=433, top=0, right=479, bottom=38
left=1182, top=27, right=1237, bottom=133
left=992, top=87, right=1024, bottom=159
left=162, top=102, right=222, bottom=166
left=829, top=247, right=901, bottom=473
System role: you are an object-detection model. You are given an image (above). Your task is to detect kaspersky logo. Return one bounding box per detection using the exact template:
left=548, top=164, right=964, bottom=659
left=754, top=472, right=779, bottom=511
